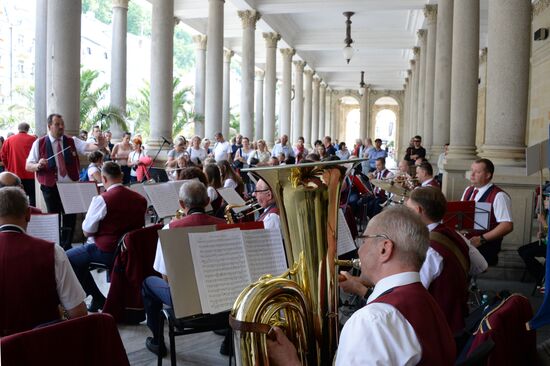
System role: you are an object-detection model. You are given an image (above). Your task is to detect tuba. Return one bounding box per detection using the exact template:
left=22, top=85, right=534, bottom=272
left=230, top=160, right=350, bottom=365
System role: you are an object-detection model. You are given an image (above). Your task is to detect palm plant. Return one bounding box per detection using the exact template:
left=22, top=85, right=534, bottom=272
left=80, top=68, right=109, bottom=130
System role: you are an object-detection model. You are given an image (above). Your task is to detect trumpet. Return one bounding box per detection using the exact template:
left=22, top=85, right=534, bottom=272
left=224, top=198, right=263, bottom=224
left=175, top=209, right=185, bottom=219
left=335, top=258, right=361, bottom=269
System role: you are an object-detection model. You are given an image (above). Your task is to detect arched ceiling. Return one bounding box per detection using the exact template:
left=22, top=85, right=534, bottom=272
left=173, top=0, right=491, bottom=91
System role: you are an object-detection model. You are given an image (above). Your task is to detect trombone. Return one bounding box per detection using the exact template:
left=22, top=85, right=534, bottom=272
left=224, top=198, right=263, bottom=224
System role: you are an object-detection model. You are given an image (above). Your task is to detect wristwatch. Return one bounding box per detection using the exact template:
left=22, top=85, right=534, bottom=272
left=480, top=235, right=488, bottom=245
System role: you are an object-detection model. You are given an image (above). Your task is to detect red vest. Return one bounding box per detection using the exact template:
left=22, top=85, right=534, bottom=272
left=424, top=178, right=440, bottom=189
left=429, top=224, right=470, bottom=334
left=0, top=232, right=60, bottom=336
left=94, top=186, right=148, bottom=252
left=373, top=169, right=391, bottom=198
left=258, top=204, right=279, bottom=222
left=371, top=282, right=456, bottom=365
left=169, top=212, right=226, bottom=229
left=37, top=135, right=80, bottom=186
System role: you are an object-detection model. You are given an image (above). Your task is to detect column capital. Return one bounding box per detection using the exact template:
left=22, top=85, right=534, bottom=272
left=293, top=60, right=306, bottom=71
left=424, top=4, right=438, bottom=23
left=112, top=0, right=129, bottom=9
left=238, top=10, right=261, bottom=29
left=174, top=17, right=180, bottom=26
left=417, top=29, right=427, bottom=40
left=224, top=49, right=235, bottom=61
left=255, top=70, right=265, bottom=80
left=313, top=75, right=321, bottom=85
left=320, top=82, right=327, bottom=89
left=280, top=48, right=295, bottom=58
left=533, top=0, right=550, bottom=17
left=413, top=47, right=420, bottom=57
left=263, top=32, right=281, bottom=48
left=479, top=47, right=488, bottom=64
left=193, top=34, right=207, bottom=50
left=410, top=60, right=416, bottom=68
left=407, top=69, right=412, bottom=76
left=304, top=69, right=314, bottom=77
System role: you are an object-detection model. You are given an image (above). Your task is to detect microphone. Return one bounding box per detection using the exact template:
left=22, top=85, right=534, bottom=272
left=161, top=136, right=172, bottom=145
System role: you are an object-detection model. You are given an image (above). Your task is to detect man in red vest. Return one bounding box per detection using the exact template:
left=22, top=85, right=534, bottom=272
left=254, top=179, right=280, bottom=231
left=268, top=206, right=455, bottom=365
left=67, top=162, right=147, bottom=313
left=416, top=161, right=440, bottom=188
left=142, top=180, right=226, bottom=357
left=461, top=158, right=513, bottom=265
left=25, top=114, right=106, bottom=250
left=0, top=187, right=87, bottom=336
left=1, top=122, right=37, bottom=205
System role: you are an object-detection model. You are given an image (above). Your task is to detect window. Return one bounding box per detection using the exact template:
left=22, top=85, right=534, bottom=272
left=104, top=52, right=108, bottom=59
left=16, top=61, right=24, bottom=74
left=87, top=47, right=91, bottom=55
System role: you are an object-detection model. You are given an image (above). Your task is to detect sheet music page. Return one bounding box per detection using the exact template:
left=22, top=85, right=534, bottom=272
left=217, top=187, right=248, bottom=213
left=56, top=183, right=98, bottom=214
left=28, top=214, right=60, bottom=245
left=474, top=202, right=492, bottom=230
left=129, top=183, right=151, bottom=206
left=188, top=229, right=251, bottom=314
left=168, top=180, right=186, bottom=196
left=241, top=229, right=288, bottom=281
left=143, top=183, right=180, bottom=218
left=337, top=209, right=357, bottom=255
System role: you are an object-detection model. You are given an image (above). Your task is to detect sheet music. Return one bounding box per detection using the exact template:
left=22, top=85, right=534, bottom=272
left=217, top=187, right=248, bottom=213
left=474, top=202, right=491, bottom=230
left=143, top=183, right=180, bottom=218
left=56, top=182, right=98, bottom=214
left=337, top=209, right=357, bottom=255
left=129, top=183, right=151, bottom=206
left=188, top=229, right=251, bottom=314
left=28, top=214, right=60, bottom=245
left=241, top=229, right=287, bottom=281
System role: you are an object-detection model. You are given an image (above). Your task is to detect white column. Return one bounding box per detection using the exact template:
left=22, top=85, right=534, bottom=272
left=423, top=5, right=437, bottom=157
left=222, top=49, right=234, bottom=139
left=410, top=52, right=419, bottom=135
left=311, top=75, right=320, bottom=143
left=303, top=69, right=314, bottom=148
left=359, top=91, right=368, bottom=139
left=432, top=0, right=453, bottom=158
left=402, top=77, right=411, bottom=152
left=416, top=30, right=427, bottom=140
left=148, top=0, right=174, bottom=150
left=205, top=0, right=224, bottom=139
left=264, top=34, right=282, bottom=144
left=278, top=46, right=294, bottom=139
left=325, top=87, right=332, bottom=138
left=34, top=0, right=47, bottom=136
left=109, top=0, right=129, bottom=140
left=46, top=0, right=81, bottom=136
left=319, top=82, right=326, bottom=138
left=254, top=70, right=265, bottom=141
left=238, top=10, right=260, bottom=139
left=193, top=34, right=207, bottom=137
left=292, top=60, right=305, bottom=143
left=479, top=0, right=531, bottom=167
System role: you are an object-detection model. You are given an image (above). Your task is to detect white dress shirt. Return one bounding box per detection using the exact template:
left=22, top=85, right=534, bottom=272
left=335, top=272, right=422, bottom=366
left=81, top=183, right=124, bottom=243
left=460, top=183, right=513, bottom=223
left=27, top=134, right=89, bottom=183
left=271, top=143, right=295, bottom=158
left=213, top=141, right=232, bottom=162
left=261, top=211, right=280, bottom=232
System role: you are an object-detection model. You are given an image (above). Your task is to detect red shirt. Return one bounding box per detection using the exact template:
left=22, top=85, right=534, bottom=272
left=1, top=132, right=37, bottom=179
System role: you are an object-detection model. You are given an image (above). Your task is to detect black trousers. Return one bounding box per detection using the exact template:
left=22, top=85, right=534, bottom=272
left=40, top=184, right=76, bottom=250
left=21, top=179, right=36, bottom=207
left=518, top=241, right=547, bottom=284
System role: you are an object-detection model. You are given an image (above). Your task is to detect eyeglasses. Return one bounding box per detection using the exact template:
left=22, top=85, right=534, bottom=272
left=357, top=234, right=390, bottom=241
left=253, top=189, right=270, bottom=194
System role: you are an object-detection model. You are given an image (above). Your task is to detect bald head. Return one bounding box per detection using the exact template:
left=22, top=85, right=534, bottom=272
left=0, top=172, right=22, bottom=189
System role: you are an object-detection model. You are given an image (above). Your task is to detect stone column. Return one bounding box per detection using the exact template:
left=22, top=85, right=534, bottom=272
left=423, top=5, right=437, bottom=157
left=303, top=69, right=314, bottom=148
left=109, top=0, right=129, bottom=140
left=222, top=49, right=234, bottom=138
left=292, top=60, right=305, bottom=143
left=480, top=0, right=531, bottom=168
left=319, top=82, right=326, bottom=138
left=401, top=77, right=410, bottom=155
left=205, top=0, right=224, bottom=139
left=311, top=75, right=320, bottom=143
left=264, top=34, right=282, bottom=144
left=193, top=34, right=207, bottom=137
left=34, top=0, right=47, bottom=136
left=278, top=46, right=293, bottom=139
left=238, top=10, right=260, bottom=139
left=148, top=0, right=174, bottom=150
left=432, top=0, right=453, bottom=159
left=46, top=0, right=81, bottom=136
left=359, top=91, right=368, bottom=139
left=254, top=70, right=265, bottom=141
left=443, top=0, right=479, bottom=199
left=416, top=30, right=427, bottom=140
left=325, top=87, right=332, bottom=138
left=410, top=51, right=420, bottom=135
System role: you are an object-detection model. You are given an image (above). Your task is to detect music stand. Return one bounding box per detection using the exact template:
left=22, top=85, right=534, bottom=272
left=442, top=201, right=490, bottom=233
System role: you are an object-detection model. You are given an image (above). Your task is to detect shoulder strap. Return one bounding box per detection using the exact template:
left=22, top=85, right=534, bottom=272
left=429, top=231, right=469, bottom=278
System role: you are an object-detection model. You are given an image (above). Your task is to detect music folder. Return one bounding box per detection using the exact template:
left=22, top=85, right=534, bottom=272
left=443, top=201, right=490, bottom=231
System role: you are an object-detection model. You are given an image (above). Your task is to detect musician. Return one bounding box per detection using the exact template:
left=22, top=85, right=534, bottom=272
left=461, top=158, right=513, bottom=265
left=142, top=180, right=226, bottom=357
left=268, top=206, right=455, bottom=365
left=25, top=114, right=105, bottom=250
left=0, top=172, right=42, bottom=213
left=253, top=179, right=280, bottom=232
left=0, top=187, right=87, bottom=336
left=67, top=162, right=147, bottom=313
left=416, top=161, right=440, bottom=189
left=365, top=157, right=393, bottom=218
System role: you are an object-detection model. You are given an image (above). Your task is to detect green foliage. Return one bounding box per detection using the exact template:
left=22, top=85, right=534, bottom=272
left=82, top=0, right=112, bottom=24
left=128, top=1, right=151, bottom=36
left=174, top=28, right=194, bottom=71
left=80, top=68, right=109, bottom=130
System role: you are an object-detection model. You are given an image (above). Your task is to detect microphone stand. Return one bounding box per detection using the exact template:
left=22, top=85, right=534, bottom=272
left=147, top=138, right=170, bottom=182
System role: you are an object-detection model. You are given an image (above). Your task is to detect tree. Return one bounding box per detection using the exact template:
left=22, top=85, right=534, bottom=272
left=80, top=68, right=109, bottom=131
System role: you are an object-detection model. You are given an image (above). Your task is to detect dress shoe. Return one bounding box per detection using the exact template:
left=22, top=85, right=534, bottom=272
left=146, top=337, right=167, bottom=357
left=87, top=297, right=105, bottom=313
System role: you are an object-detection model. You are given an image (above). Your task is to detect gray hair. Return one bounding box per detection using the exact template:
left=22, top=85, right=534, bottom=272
left=368, top=205, right=429, bottom=270
left=0, top=187, right=29, bottom=218
left=178, top=180, right=209, bottom=209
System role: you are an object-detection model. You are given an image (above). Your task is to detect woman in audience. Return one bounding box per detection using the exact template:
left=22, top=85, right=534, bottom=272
left=178, top=166, right=209, bottom=186
left=203, top=138, right=213, bottom=155
left=293, top=136, right=308, bottom=163
left=187, top=135, right=207, bottom=166
left=248, top=139, right=271, bottom=166
left=336, top=142, right=350, bottom=160
left=217, top=160, right=245, bottom=197
left=111, top=132, right=132, bottom=184
left=203, top=163, right=223, bottom=213
left=166, top=136, right=188, bottom=169
left=87, top=151, right=104, bottom=183
left=234, top=137, right=253, bottom=168
left=316, top=144, right=327, bottom=160
left=128, top=137, right=146, bottom=183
